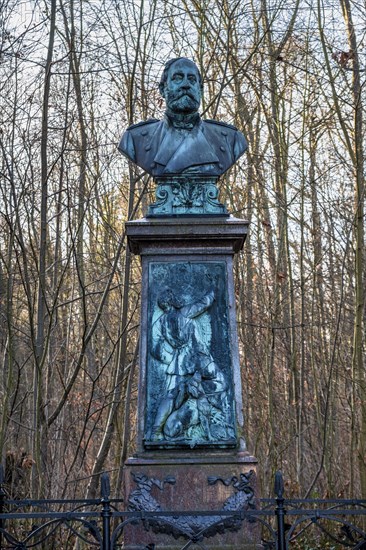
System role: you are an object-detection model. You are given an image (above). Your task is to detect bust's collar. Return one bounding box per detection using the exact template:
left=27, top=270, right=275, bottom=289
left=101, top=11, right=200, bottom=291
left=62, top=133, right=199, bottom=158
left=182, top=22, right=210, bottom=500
left=165, top=110, right=201, bottom=130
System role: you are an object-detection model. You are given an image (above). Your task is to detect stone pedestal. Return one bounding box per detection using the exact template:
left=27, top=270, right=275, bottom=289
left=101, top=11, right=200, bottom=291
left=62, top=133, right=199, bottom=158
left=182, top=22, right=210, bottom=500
left=122, top=452, right=262, bottom=549
left=123, top=215, right=262, bottom=549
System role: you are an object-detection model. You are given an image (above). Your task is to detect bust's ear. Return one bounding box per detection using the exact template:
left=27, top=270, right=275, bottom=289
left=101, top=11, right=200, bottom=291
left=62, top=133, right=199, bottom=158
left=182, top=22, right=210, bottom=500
left=159, top=82, right=165, bottom=98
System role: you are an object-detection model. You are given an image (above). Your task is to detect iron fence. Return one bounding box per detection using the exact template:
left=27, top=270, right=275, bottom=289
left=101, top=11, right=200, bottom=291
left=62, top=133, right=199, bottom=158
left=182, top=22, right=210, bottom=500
left=0, top=467, right=365, bottom=549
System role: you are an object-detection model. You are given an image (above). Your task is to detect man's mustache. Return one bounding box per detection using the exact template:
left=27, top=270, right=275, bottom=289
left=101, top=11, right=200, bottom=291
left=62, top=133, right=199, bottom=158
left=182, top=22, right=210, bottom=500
left=170, top=91, right=198, bottom=101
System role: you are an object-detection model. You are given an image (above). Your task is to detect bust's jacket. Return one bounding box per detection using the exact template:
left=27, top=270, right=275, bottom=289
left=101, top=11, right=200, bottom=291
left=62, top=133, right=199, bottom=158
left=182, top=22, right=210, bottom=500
left=118, top=116, right=247, bottom=177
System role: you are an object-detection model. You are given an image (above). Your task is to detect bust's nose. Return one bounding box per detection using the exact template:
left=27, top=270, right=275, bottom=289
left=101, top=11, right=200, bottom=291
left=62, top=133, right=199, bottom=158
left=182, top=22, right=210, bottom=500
left=180, top=76, right=191, bottom=89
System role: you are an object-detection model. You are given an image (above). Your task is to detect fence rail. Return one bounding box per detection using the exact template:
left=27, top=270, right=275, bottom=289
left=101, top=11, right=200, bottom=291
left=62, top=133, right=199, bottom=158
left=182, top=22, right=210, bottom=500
left=0, top=467, right=365, bottom=549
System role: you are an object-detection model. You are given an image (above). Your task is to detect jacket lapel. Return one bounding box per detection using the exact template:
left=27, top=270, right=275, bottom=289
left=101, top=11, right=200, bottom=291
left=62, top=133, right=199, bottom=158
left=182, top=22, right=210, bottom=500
left=153, top=125, right=186, bottom=166
left=163, top=123, right=220, bottom=173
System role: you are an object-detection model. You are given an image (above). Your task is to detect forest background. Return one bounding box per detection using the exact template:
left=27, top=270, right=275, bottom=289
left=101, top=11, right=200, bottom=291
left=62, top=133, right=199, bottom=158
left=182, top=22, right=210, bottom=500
left=0, top=0, right=365, bottom=502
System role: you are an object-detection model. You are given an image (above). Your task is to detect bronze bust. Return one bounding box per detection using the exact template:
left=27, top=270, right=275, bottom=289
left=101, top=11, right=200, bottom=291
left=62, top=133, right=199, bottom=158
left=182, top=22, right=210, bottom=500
left=118, top=58, right=247, bottom=177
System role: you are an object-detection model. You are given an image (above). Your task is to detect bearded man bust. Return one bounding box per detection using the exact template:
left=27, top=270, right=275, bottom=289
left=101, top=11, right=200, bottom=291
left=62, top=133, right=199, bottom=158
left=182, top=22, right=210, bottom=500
left=118, top=58, right=248, bottom=177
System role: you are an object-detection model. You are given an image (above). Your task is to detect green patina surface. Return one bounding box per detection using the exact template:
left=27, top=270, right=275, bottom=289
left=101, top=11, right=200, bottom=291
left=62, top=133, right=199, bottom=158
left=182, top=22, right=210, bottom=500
left=148, top=176, right=228, bottom=216
left=144, top=261, right=236, bottom=449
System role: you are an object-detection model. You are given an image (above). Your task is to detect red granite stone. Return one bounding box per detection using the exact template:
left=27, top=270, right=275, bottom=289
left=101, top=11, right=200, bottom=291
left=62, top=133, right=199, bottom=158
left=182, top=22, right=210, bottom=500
left=121, top=452, right=263, bottom=550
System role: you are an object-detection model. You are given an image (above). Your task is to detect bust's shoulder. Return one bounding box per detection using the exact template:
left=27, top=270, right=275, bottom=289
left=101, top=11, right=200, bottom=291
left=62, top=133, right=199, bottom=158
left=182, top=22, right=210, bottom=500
left=127, top=118, right=160, bottom=131
left=203, top=119, right=238, bottom=131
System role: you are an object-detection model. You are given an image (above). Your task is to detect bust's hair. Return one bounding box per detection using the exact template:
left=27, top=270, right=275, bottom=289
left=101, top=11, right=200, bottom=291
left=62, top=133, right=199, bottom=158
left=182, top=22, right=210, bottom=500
left=159, top=58, right=203, bottom=95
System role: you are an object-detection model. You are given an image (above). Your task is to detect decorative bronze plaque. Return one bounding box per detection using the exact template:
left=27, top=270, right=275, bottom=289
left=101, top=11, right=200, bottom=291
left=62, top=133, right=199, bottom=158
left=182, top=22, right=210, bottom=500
left=145, top=261, right=237, bottom=449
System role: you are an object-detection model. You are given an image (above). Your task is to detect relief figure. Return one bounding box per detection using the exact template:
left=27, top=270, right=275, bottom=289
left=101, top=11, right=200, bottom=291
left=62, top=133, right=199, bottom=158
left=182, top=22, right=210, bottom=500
left=149, top=288, right=233, bottom=446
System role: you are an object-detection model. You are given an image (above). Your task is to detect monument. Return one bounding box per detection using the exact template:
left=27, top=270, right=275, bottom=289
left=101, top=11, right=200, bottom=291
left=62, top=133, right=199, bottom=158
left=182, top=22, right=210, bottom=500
left=120, top=58, right=261, bottom=549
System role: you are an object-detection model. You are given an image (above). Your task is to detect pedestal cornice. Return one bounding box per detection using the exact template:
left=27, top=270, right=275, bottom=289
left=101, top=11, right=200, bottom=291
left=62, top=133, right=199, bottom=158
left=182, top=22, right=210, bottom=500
left=125, top=215, right=249, bottom=255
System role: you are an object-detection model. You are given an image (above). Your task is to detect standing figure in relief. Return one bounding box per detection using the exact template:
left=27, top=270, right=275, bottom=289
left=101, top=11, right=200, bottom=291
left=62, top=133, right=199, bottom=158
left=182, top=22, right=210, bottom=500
left=150, top=288, right=230, bottom=445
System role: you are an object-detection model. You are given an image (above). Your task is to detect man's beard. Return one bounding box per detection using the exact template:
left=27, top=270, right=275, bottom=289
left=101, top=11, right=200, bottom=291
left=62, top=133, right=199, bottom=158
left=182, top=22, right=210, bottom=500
left=166, top=91, right=200, bottom=114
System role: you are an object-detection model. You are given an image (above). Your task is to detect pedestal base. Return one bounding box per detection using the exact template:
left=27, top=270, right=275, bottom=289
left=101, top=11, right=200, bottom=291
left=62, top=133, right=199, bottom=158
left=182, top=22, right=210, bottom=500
left=122, top=215, right=258, bottom=548
left=122, top=452, right=263, bottom=549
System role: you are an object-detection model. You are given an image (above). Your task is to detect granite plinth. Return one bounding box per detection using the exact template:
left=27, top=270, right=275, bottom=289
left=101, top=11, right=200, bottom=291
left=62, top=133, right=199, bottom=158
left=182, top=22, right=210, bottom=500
left=122, top=453, right=263, bottom=550
left=122, top=215, right=261, bottom=548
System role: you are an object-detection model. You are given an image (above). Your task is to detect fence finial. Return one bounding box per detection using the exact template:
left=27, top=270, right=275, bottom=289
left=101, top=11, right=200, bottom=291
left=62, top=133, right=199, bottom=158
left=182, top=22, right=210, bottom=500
left=274, top=470, right=284, bottom=498
left=101, top=472, right=110, bottom=500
